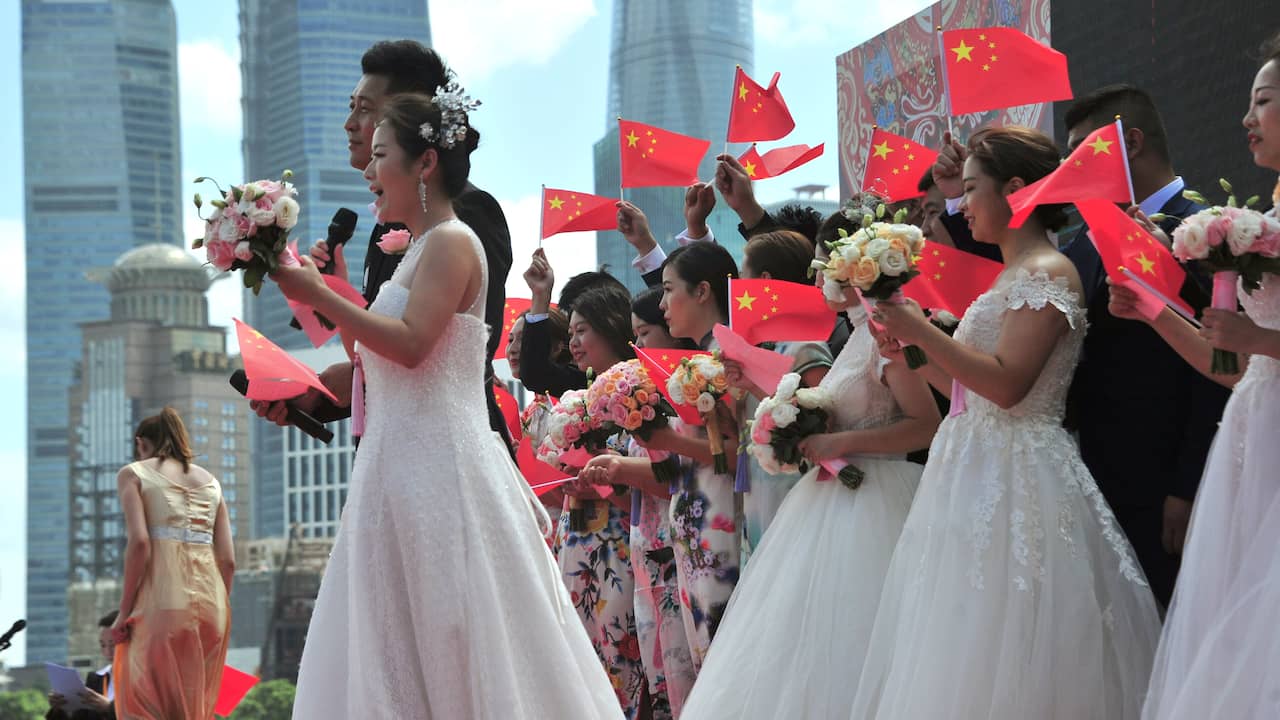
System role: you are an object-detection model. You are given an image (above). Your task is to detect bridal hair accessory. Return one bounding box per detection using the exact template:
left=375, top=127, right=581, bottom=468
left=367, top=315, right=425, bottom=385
left=418, top=81, right=481, bottom=149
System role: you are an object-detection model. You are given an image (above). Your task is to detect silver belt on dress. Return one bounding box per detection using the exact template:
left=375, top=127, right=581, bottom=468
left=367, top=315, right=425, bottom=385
left=149, top=526, right=213, bottom=545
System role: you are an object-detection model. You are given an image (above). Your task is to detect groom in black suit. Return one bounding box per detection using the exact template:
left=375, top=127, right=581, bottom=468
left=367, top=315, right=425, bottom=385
left=256, top=41, right=514, bottom=453
left=1061, top=85, right=1230, bottom=608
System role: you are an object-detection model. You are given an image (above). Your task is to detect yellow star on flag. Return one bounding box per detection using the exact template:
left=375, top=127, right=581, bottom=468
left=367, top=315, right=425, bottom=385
left=736, top=291, right=757, bottom=311
left=872, top=141, right=894, bottom=159
left=547, top=196, right=564, bottom=211
left=743, top=161, right=757, bottom=177
left=1136, top=251, right=1157, bottom=275
left=951, top=40, right=975, bottom=62
left=738, top=83, right=749, bottom=101
left=1088, top=136, right=1114, bottom=155
left=625, top=131, right=639, bottom=148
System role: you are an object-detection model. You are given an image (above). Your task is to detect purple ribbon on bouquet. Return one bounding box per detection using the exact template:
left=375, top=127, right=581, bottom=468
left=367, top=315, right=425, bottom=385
left=949, top=378, right=967, bottom=417
left=351, top=354, right=365, bottom=438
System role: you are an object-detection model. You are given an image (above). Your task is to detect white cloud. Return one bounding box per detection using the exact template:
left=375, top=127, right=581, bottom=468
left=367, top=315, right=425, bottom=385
left=430, top=0, right=598, bottom=81
left=499, top=193, right=599, bottom=301
left=177, top=40, right=242, bottom=136
left=755, top=0, right=934, bottom=49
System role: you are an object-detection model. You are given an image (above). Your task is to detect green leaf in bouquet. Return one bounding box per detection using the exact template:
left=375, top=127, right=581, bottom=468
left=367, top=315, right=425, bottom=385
left=211, top=199, right=227, bottom=209
left=893, top=207, right=909, bottom=224
left=1245, top=195, right=1261, bottom=208
left=191, top=237, right=203, bottom=249
left=193, top=193, right=203, bottom=209
left=231, top=185, right=243, bottom=202
left=1147, top=212, right=1167, bottom=224
left=1219, top=178, right=1233, bottom=195
left=244, top=263, right=266, bottom=289
left=1182, top=189, right=1208, bottom=205
left=282, top=169, right=294, bottom=180
left=875, top=203, right=886, bottom=219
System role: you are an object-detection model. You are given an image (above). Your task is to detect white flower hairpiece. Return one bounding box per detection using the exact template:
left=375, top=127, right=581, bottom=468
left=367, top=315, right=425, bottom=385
left=418, top=80, right=481, bottom=149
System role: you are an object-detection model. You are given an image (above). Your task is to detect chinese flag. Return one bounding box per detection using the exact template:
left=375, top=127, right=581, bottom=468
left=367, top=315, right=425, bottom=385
left=233, top=319, right=338, bottom=403
left=1075, top=198, right=1192, bottom=316
left=942, top=27, right=1072, bottom=115
left=541, top=187, right=618, bottom=239
left=214, top=665, right=259, bottom=717
left=726, top=67, right=795, bottom=143
left=728, top=278, right=834, bottom=344
left=737, top=143, right=824, bottom=180
left=492, top=381, right=522, bottom=443
left=619, top=119, right=710, bottom=188
left=515, top=436, right=571, bottom=493
left=1007, top=120, right=1132, bottom=228
left=494, top=298, right=531, bottom=360
left=862, top=128, right=939, bottom=202
left=633, top=346, right=708, bottom=426
left=903, top=241, right=1004, bottom=316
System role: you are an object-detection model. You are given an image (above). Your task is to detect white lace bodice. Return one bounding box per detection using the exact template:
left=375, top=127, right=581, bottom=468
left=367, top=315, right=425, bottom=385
left=952, top=268, right=1087, bottom=421
left=1239, top=273, right=1280, bottom=382
left=356, top=219, right=492, bottom=439
left=819, top=321, right=902, bottom=435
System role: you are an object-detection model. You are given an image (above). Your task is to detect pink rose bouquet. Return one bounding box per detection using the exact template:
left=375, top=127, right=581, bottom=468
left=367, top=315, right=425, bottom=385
left=191, top=171, right=300, bottom=294
left=1171, top=179, right=1280, bottom=373
left=536, top=389, right=612, bottom=531
left=586, top=359, right=679, bottom=486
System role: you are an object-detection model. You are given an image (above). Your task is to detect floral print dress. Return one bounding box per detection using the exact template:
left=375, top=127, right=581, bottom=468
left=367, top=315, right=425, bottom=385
left=552, top=435, right=646, bottom=718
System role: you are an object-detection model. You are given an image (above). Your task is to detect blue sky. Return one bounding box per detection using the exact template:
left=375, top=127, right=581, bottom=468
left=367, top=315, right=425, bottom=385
left=0, top=0, right=931, bottom=664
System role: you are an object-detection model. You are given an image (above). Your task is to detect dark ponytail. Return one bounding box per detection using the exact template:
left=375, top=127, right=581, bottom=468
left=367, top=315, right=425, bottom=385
left=135, top=407, right=196, bottom=472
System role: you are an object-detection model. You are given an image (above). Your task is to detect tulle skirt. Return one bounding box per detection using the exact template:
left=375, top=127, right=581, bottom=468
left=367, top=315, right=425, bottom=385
left=1142, top=358, right=1280, bottom=719
left=682, top=458, right=920, bottom=719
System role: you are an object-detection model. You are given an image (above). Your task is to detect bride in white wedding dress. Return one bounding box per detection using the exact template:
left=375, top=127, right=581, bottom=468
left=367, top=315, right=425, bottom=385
left=273, top=91, right=622, bottom=719
left=854, top=126, right=1161, bottom=720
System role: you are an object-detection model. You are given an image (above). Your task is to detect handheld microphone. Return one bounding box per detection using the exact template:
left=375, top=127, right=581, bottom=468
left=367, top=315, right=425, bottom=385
left=229, top=370, right=334, bottom=444
left=0, top=619, right=26, bottom=650
left=290, top=207, right=359, bottom=331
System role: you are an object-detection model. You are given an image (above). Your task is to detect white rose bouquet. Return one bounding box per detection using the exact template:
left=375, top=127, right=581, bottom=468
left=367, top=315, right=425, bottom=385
left=665, top=352, right=732, bottom=474
left=191, top=170, right=300, bottom=294
left=812, top=203, right=928, bottom=367
left=747, top=373, right=864, bottom=490
left=1171, top=179, right=1280, bottom=374
left=536, top=388, right=612, bottom=531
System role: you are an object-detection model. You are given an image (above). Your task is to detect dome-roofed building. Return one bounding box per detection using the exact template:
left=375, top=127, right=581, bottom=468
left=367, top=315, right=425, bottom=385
left=90, top=243, right=220, bottom=327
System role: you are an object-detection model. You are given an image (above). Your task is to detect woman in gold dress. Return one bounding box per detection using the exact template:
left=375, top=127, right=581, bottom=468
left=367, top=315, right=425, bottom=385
left=110, top=407, right=235, bottom=719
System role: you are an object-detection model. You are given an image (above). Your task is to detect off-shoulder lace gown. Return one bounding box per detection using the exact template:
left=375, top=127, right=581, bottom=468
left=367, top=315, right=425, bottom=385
left=1142, top=275, right=1280, bottom=719
left=681, top=320, right=922, bottom=719
left=291, top=220, right=623, bottom=719
left=850, top=269, right=1162, bottom=720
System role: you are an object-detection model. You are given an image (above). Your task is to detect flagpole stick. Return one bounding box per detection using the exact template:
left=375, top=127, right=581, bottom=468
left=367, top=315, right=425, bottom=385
left=936, top=26, right=956, bottom=139
left=538, top=183, right=545, bottom=249
left=617, top=116, right=625, bottom=202
left=1120, top=267, right=1202, bottom=327
left=1115, top=115, right=1137, bottom=207
left=727, top=276, right=734, bottom=331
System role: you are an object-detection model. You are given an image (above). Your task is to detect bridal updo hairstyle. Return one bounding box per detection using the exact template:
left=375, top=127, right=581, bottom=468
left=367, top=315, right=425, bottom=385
left=965, top=126, right=1068, bottom=232
left=135, top=407, right=196, bottom=472
left=379, top=93, right=479, bottom=199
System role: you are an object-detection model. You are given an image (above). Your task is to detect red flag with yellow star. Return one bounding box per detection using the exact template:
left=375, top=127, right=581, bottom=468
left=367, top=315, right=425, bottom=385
left=942, top=27, right=1072, bottom=115
left=728, top=277, right=835, bottom=344
left=492, top=380, right=522, bottom=442
left=233, top=318, right=339, bottom=402
left=862, top=128, right=939, bottom=202
left=516, top=436, right=571, bottom=492
left=903, top=241, right=1004, bottom=316
left=727, top=67, right=795, bottom=143
left=1007, top=120, right=1133, bottom=228
left=1075, top=198, right=1192, bottom=316
left=633, top=346, right=708, bottom=426
left=541, top=187, right=618, bottom=239
left=737, top=143, right=825, bottom=181
left=494, top=298, right=530, bottom=360
left=619, top=119, right=711, bottom=188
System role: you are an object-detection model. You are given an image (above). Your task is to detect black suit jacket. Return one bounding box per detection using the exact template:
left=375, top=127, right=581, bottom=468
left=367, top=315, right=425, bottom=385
left=1064, top=194, right=1229, bottom=505
left=316, top=182, right=514, bottom=449
left=45, top=671, right=113, bottom=720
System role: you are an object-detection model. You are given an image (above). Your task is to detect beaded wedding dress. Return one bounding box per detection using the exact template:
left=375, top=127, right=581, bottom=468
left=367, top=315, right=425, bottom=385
left=681, top=317, right=922, bottom=719
left=849, top=269, right=1162, bottom=720
left=291, top=219, right=622, bottom=719
left=1142, top=275, right=1280, bottom=719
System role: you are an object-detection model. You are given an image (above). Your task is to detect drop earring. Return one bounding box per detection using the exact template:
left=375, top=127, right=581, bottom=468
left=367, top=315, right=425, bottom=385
left=418, top=179, right=428, bottom=212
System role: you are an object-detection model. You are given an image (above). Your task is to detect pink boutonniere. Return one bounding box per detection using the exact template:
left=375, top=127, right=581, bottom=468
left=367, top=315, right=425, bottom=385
left=377, top=228, right=412, bottom=255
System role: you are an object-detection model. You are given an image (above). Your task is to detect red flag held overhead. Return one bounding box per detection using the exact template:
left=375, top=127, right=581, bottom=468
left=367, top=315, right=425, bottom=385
left=941, top=27, right=1072, bottom=115
left=1006, top=120, right=1133, bottom=229
left=619, top=119, right=710, bottom=188
left=737, top=143, right=824, bottom=181
left=862, top=128, right=939, bottom=202
left=541, top=187, right=618, bottom=239
left=726, top=67, right=795, bottom=143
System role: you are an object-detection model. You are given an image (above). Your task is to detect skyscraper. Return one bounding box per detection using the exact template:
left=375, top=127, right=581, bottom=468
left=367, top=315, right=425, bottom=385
left=593, top=1, right=754, bottom=292
left=22, top=0, right=182, bottom=664
left=237, top=0, right=430, bottom=538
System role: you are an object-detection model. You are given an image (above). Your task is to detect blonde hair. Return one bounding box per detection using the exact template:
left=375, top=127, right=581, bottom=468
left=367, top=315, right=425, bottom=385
left=135, top=407, right=196, bottom=472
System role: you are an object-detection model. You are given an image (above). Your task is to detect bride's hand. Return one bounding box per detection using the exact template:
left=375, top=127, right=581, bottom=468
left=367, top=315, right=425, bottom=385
left=798, top=433, right=845, bottom=464
left=272, top=255, right=328, bottom=305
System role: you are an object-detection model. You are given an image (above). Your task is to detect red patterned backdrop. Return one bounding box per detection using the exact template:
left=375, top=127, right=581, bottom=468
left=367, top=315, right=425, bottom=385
left=837, top=0, right=1056, bottom=199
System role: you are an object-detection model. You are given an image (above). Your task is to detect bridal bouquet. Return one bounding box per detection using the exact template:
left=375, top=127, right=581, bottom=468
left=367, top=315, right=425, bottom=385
left=1171, top=179, right=1280, bottom=373
left=812, top=203, right=928, bottom=367
left=537, top=389, right=613, bottom=531
left=191, top=171, right=300, bottom=294
left=586, top=360, right=679, bottom=486
left=665, top=353, right=731, bottom=474
left=748, top=373, right=864, bottom=490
